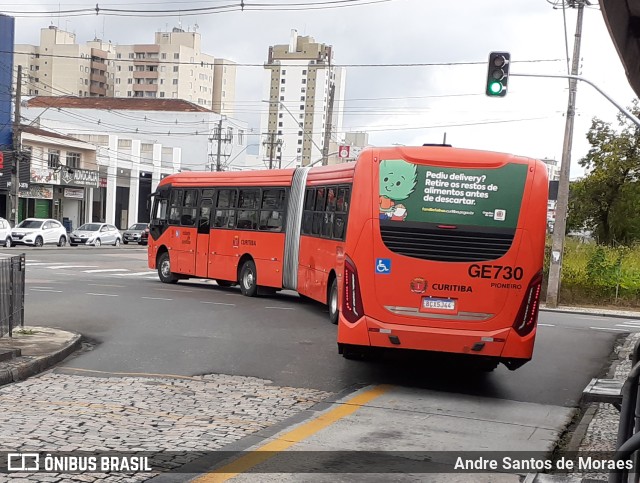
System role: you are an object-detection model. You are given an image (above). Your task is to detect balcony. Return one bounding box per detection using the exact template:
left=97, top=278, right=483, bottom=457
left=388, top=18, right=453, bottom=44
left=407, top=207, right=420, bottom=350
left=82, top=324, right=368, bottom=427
left=89, top=85, right=107, bottom=96
left=133, top=70, right=159, bottom=79
left=90, top=73, right=107, bottom=84
left=91, top=60, right=107, bottom=71
left=132, top=84, right=158, bottom=92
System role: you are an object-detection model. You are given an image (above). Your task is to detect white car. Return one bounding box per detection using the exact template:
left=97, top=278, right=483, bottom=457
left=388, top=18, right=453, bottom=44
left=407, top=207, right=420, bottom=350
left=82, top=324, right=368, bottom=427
left=69, top=223, right=122, bottom=247
left=11, top=218, right=68, bottom=247
left=0, top=217, right=12, bottom=247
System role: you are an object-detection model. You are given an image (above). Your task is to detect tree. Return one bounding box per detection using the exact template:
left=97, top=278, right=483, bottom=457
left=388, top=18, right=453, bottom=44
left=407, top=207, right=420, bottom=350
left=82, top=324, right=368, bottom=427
left=568, top=101, right=640, bottom=245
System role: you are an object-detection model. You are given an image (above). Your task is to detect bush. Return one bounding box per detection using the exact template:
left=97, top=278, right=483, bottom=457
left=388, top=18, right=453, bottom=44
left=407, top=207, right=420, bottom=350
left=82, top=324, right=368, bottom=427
left=547, top=238, right=640, bottom=306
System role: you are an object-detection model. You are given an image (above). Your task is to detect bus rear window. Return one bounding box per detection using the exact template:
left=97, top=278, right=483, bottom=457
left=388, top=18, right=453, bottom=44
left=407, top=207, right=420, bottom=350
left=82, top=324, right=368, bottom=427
left=378, top=159, right=528, bottom=229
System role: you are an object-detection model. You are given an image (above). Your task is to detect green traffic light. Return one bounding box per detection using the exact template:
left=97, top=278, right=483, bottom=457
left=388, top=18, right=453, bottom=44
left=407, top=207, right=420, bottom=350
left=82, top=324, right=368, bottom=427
left=488, top=81, right=503, bottom=95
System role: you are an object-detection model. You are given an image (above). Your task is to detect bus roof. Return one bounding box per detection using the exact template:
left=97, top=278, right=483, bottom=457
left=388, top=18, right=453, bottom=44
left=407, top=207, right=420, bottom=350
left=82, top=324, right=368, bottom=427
left=307, top=161, right=356, bottom=185
left=158, top=168, right=295, bottom=188
left=373, top=145, right=536, bottom=167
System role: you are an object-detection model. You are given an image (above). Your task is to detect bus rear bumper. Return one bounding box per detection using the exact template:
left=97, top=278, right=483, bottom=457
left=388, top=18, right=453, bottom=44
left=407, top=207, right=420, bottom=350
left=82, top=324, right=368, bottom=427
left=337, top=315, right=536, bottom=367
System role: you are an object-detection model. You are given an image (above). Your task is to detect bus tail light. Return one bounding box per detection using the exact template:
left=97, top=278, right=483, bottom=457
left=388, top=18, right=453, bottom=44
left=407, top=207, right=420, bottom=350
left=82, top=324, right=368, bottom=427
left=343, top=255, right=364, bottom=323
left=513, top=271, right=543, bottom=337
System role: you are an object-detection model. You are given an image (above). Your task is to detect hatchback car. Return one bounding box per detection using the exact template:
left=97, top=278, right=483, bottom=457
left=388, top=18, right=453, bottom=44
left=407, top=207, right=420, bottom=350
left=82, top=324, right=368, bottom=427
left=0, top=217, right=12, bottom=247
left=123, top=223, right=149, bottom=245
left=69, top=223, right=122, bottom=247
left=11, top=218, right=68, bottom=247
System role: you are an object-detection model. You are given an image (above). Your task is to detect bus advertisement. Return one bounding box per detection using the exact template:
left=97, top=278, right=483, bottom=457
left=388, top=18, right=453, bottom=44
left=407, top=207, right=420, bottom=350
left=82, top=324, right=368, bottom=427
left=148, top=145, right=548, bottom=371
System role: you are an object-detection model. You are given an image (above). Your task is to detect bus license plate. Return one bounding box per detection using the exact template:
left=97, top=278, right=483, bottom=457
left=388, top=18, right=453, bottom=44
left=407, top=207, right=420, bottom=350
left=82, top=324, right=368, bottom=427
left=421, top=297, right=456, bottom=312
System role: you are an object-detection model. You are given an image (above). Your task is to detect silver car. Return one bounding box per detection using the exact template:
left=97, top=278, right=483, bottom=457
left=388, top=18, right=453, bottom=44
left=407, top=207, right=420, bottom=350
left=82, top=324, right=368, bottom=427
left=0, top=217, right=11, bottom=247
left=69, top=223, right=122, bottom=247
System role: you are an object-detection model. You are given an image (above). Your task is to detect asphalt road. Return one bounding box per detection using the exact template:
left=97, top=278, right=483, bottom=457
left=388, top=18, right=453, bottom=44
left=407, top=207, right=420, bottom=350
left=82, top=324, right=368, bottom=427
left=2, top=246, right=625, bottom=407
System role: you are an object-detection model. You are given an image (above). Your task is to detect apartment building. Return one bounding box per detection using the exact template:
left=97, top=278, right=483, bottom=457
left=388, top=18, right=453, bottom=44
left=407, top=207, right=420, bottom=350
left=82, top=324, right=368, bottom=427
left=15, top=26, right=236, bottom=115
left=259, top=30, right=346, bottom=168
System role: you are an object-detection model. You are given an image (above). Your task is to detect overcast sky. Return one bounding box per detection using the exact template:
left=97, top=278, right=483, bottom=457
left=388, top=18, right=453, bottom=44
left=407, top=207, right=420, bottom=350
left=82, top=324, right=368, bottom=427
left=4, top=0, right=638, bottom=177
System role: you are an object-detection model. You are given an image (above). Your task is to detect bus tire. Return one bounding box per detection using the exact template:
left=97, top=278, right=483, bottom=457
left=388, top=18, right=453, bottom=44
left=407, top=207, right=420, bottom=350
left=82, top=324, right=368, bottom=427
left=158, top=252, right=178, bottom=284
left=239, top=260, right=258, bottom=297
left=328, top=278, right=338, bottom=325
left=216, top=279, right=235, bottom=288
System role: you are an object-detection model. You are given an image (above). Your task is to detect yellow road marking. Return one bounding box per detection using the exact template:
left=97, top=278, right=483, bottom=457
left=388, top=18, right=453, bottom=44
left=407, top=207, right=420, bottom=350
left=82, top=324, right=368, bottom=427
left=194, top=384, right=392, bottom=482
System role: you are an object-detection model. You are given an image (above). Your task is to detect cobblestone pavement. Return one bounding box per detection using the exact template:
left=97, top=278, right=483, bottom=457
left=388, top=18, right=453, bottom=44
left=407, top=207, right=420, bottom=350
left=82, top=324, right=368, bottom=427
left=569, top=332, right=640, bottom=481
left=0, top=372, right=331, bottom=482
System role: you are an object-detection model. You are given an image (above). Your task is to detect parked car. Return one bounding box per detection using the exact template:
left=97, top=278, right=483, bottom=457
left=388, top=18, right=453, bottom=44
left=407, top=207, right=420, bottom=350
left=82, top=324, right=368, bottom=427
left=11, top=218, right=68, bottom=247
left=69, top=223, right=122, bottom=247
left=123, top=223, right=149, bottom=245
left=0, top=217, right=11, bottom=247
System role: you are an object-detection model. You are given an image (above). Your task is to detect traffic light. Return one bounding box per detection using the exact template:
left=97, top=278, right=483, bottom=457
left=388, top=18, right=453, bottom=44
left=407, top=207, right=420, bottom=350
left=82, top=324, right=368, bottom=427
left=486, top=52, right=510, bottom=97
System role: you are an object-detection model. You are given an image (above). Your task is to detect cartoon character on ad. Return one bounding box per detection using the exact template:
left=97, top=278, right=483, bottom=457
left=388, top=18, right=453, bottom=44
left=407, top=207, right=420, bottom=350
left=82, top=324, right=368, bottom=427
left=379, top=160, right=417, bottom=221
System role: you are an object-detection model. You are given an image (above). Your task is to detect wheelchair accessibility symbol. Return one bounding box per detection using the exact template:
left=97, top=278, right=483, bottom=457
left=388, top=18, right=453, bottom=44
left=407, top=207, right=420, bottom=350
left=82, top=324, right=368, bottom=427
left=375, top=258, right=391, bottom=274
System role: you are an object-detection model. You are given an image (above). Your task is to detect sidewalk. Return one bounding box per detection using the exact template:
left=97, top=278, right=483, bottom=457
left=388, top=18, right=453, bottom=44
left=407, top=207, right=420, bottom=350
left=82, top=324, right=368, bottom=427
left=0, top=325, right=81, bottom=386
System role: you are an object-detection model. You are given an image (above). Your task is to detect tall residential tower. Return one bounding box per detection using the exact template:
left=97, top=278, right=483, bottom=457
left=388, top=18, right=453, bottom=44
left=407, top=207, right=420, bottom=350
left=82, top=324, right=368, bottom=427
left=259, top=30, right=345, bottom=168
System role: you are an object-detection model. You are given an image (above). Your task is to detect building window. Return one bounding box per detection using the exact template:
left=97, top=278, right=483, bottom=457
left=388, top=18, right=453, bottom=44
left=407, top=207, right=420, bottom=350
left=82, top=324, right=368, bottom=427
left=172, top=79, right=178, bottom=85
left=117, top=66, right=121, bottom=72
left=174, top=53, right=179, bottom=59
left=116, top=79, right=121, bottom=84
left=129, top=66, right=133, bottom=71
left=281, top=78, right=285, bottom=84
left=279, top=113, right=283, bottom=118
left=173, top=66, right=179, bottom=72
left=48, top=150, right=60, bottom=169
left=129, top=53, right=134, bottom=59
left=302, top=69, right=307, bottom=75
left=280, top=96, right=284, bottom=101
left=298, top=140, right=303, bottom=145
left=238, top=129, right=244, bottom=145
left=280, top=87, right=285, bottom=92
left=161, top=53, right=166, bottom=59
left=301, top=87, right=305, bottom=93
left=300, top=105, right=304, bottom=110
left=116, top=53, right=122, bottom=59
left=302, top=79, right=306, bottom=84
left=300, top=96, right=305, bottom=101
left=127, top=91, right=132, bottom=97
left=127, top=78, right=133, bottom=84
left=160, top=66, right=165, bottom=72
left=66, top=152, right=81, bottom=169
left=278, top=122, right=283, bottom=127
left=160, top=91, right=165, bottom=98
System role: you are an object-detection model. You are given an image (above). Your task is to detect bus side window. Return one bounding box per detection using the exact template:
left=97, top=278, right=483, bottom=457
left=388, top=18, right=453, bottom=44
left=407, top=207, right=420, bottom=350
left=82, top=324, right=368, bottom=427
left=333, top=186, right=351, bottom=240
left=259, top=189, right=285, bottom=232
left=168, top=190, right=183, bottom=225
left=215, top=189, right=237, bottom=229
left=198, top=199, right=213, bottom=234
left=181, top=189, right=198, bottom=226
left=302, top=188, right=315, bottom=235
left=237, top=189, right=260, bottom=230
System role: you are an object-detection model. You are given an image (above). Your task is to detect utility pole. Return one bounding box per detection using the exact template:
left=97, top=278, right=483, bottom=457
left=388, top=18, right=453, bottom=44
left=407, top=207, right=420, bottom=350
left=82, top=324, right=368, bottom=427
left=262, top=132, right=282, bottom=169
left=546, top=0, right=586, bottom=308
left=11, top=65, right=22, bottom=227
left=215, top=117, right=223, bottom=172
left=321, top=83, right=335, bottom=166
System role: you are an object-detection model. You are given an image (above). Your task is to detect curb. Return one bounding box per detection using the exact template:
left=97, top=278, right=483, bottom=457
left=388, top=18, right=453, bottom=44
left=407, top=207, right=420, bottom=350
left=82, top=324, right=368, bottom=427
left=540, top=307, right=640, bottom=320
left=0, top=333, right=82, bottom=386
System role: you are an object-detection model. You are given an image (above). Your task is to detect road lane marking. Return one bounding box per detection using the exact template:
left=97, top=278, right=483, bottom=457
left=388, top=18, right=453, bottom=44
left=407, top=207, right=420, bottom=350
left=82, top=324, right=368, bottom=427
left=86, top=293, right=119, bottom=297
left=141, top=296, right=172, bottom=301
left=88, top=283, right=125, bottom=288
left=117, top=271, right=156, bottom=277
left=265, top=306, right=295, bottom=310
left=47, top=265, right=98, bottom=270
left=615, top=321, right=640, bottom=326
left=155, top=288, right=193, bottom=293
left=194, top=384, right=392, bottom=482
left=616, top=324, right=640, bottom=329
left=538, top=323, right=555, bottom=327
left=590, top=327, right=628, bottom=332
left=201, top=301, right=235, bottom=306
left=30, top=288, right=63, bottom=293
left=83, top=269, right=130, bottom=273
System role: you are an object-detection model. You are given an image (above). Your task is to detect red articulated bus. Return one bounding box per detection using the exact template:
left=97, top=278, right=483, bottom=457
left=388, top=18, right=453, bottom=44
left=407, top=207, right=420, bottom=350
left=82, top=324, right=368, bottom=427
left=148, top=145, right=548, bottom=370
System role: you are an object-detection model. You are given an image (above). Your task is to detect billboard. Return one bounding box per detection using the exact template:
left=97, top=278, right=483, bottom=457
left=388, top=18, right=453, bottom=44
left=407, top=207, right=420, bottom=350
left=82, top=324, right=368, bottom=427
left=0, top=15, right=15, bottom=150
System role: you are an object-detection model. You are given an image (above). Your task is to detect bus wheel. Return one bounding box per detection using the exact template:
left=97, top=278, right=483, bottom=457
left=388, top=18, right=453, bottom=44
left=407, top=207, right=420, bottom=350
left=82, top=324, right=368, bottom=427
left=328, top=278, right=338, bottom=325
left=239, top=260, right=258, bottom=297
left=216, top=279, right=235, bottom=288
left=158, top=252, right=178, bottom=284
